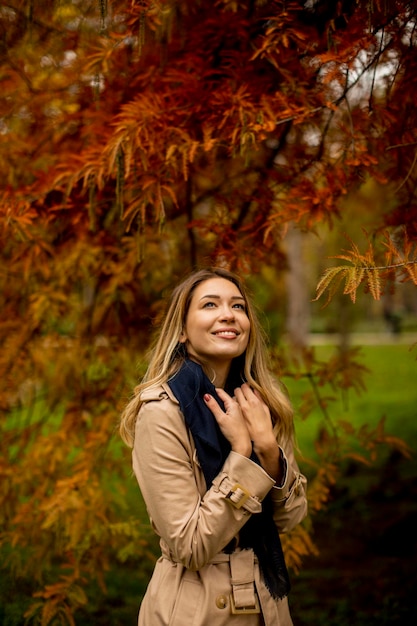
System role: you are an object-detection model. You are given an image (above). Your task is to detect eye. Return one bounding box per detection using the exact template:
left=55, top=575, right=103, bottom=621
left=233, top=303, right=246, bottom=311
left=202, top=301, right=216, bottom=308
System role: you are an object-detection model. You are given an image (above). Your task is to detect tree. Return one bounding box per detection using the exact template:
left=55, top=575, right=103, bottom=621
left=0, top=1, right=416, bottom=623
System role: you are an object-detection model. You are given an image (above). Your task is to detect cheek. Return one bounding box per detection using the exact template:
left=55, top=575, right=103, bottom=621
left=241, top=323, right=250, bottom=345
left=242, top=318, right=251, bottom=335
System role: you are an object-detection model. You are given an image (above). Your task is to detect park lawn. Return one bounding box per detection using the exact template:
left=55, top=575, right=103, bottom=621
left=284, top=343, right=417, bottom=626
left=283, top=343, right=417, bottom=473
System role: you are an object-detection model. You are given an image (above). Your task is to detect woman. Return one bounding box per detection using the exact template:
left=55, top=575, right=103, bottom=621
left=120, top=268, right=307, bottom=625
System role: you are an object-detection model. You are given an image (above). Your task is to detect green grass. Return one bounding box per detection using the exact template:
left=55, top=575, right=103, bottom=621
left=285, top=343, right=417, bottom=626
left=283, top=343, right=417, bottom=468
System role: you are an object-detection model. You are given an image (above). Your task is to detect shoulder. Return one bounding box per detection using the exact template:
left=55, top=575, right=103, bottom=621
left=135, top=382, right=189, bottom=445
left=139, top=382, right=179, bottom=405
left=136, top=382, right=181, bottom=428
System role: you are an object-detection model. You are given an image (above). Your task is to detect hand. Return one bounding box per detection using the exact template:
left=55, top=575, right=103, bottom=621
left=204, top=388, right=252, bottom=457
left=234, top=384, right=283, bottom=482
left=234, top=384, right=275, bottom=451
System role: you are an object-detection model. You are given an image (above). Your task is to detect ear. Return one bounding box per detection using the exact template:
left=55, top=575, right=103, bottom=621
left=179, top=331, right=187, bottom=343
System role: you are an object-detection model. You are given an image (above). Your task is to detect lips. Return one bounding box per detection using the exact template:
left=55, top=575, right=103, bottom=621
left=213, top=329, right=239, bottom=337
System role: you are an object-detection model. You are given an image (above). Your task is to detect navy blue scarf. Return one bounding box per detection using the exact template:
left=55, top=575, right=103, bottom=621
left=168, top=358, right=290, bottom=600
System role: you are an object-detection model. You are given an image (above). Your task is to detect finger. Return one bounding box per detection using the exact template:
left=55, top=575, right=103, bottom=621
left=240, top=382, right=255, bottom=399
left=236, top=384, right=259, bottom=408
left=214, top=387, right=236, bottom=411
left=215, top=387, right=232, bottom=401
left=233, top=387, right=244, bottom=400
left=203, top=393, right=224, bottom=418
left=234, top=384, right=247, bottom=401
left=253, top=388, right=268, bottom=406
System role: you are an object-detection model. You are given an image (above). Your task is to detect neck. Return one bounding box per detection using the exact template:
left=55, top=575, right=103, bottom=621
left=187, top=355, right=231, bottom=389
left=207, top=364, right=230, bottom=389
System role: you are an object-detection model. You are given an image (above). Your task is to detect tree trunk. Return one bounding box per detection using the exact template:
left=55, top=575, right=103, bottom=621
left=285, top=224, right=311, bottom=351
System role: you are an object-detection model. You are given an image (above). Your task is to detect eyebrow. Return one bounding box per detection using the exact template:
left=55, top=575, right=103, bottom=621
left=199, top=294, right=245, bottom=301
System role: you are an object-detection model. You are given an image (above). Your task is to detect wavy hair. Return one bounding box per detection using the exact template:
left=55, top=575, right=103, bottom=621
left=120, top=268, right=293, bottom=447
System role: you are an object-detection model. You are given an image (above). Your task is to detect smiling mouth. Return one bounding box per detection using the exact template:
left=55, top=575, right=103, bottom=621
left=213, top=330, right=239, bottom=337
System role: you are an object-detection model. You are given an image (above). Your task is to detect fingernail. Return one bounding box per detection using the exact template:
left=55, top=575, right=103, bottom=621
left=204, top=394, right=211, bottom=402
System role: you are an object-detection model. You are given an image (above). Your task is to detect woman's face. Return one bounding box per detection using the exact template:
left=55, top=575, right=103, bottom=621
left=180, top=277, right=250, bottom=371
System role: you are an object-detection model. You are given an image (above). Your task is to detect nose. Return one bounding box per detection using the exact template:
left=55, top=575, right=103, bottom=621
left=219, top=305, right=235, bottom=321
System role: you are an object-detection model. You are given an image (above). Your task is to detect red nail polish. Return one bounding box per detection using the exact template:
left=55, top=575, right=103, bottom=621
left=204, top=394, right=211, bottom=402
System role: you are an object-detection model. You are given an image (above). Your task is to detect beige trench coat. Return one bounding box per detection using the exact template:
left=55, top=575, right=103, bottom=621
left=133, top=383, right=308, bottom=626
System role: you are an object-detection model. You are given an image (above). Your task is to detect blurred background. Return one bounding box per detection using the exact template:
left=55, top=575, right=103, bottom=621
left=1, top=1, right=417, bottom=625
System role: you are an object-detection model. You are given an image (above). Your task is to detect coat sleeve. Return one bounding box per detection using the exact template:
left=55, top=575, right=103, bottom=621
left=270, top=443, right=308, bottom=533
left=132, top=395, right=275, bottom=571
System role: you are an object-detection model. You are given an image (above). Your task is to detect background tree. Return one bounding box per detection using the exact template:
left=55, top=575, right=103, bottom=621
left=1, top=1, right=416, bottom=624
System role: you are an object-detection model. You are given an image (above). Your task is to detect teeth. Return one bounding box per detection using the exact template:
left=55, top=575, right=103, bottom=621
left=216, top=331, right=237, bottom=336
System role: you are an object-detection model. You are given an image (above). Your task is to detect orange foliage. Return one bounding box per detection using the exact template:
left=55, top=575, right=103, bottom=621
left=1, top=0, right=417, bottom=622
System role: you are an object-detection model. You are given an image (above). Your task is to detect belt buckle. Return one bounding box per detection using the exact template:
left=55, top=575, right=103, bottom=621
left=230, top=593, right=261, bottom=615
left=226, top=483, right=251, bottom=509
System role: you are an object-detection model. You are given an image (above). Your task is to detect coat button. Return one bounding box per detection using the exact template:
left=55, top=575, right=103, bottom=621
left=216, top=594, right=228, bottom=609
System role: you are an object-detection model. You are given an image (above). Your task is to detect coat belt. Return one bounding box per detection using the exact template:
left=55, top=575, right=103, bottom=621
left=229, top=549, right=260, bottom=613
left=161, top=547, right=261, bottom=615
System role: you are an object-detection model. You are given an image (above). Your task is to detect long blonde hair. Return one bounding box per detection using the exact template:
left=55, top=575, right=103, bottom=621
left=120, top=268, right=293, bottom=447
